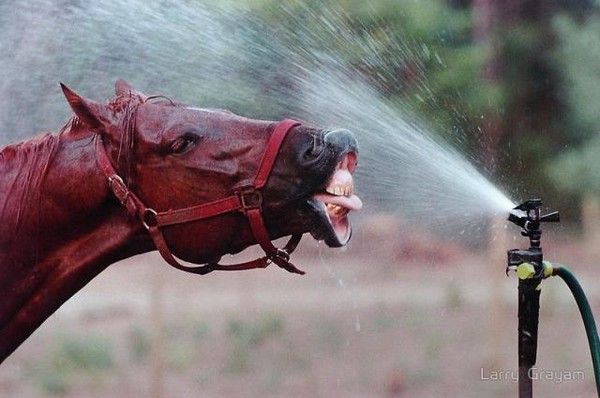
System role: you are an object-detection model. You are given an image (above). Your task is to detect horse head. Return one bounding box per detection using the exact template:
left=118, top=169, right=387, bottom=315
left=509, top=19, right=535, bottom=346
left=61, top=80, right=362, bottom=266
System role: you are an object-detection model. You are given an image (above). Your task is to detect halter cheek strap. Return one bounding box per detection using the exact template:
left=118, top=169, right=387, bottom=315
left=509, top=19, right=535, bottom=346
left=96, top=119, right=305, bottom=275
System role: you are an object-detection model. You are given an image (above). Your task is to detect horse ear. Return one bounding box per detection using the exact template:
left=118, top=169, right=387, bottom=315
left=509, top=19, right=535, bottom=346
left=115, top=78, right=146, bottom=100
left=115, top=79, right=134, bottom=97
left=60, top=83, right=110, bottom=130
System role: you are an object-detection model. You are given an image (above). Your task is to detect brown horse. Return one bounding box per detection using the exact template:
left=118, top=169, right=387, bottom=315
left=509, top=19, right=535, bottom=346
left=0, top=80, right=361, bottom=362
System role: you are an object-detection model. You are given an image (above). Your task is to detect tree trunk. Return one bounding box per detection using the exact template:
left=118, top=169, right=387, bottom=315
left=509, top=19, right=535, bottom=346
left=582, top=195, right=600, bottom=258
left=472, top=0, right=504, bottom=172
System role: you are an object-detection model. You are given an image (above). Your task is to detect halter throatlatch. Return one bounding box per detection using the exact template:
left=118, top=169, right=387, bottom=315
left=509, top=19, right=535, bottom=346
left=96, top=119, right=305, bottom=275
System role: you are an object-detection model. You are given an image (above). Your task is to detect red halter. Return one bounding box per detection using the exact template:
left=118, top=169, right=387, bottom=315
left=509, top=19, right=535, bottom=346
left=96, top=119, right=305, bottom=275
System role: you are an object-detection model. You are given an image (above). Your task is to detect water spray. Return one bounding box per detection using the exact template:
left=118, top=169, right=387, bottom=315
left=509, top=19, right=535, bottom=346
left=506, top=199, right=600, bottom=397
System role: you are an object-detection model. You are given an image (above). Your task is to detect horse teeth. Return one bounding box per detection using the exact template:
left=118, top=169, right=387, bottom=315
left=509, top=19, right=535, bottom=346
left=325, top=184, right=353, bottom=196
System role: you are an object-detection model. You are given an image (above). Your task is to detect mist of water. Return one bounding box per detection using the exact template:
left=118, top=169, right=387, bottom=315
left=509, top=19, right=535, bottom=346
left=295, top=68, right=515, bottom=220
left=0, top=0, right=515, bottom=235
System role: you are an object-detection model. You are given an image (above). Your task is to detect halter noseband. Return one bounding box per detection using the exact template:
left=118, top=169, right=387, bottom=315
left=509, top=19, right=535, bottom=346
left=96, top=119, right=305, bottom=275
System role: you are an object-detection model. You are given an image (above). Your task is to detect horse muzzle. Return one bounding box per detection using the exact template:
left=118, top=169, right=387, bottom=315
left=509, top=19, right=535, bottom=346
left=306, top=128, right=362, bottom=247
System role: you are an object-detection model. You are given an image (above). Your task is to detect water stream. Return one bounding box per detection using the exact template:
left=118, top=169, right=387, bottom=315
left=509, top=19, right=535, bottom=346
left=0, top=0, right=515, bottom=235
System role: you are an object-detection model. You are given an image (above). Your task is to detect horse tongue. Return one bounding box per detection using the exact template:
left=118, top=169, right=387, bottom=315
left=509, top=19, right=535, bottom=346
left=313, top=193, right=363, bottom=211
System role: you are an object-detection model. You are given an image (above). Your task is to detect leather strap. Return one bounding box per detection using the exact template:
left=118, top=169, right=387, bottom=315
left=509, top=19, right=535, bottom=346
left=96, top=119, right=306, bottom=275
left=254, top=119, right=298, bottom=189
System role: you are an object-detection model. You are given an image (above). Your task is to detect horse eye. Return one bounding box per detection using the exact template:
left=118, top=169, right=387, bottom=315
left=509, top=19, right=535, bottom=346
left=170, top=133, right=199, bottom=154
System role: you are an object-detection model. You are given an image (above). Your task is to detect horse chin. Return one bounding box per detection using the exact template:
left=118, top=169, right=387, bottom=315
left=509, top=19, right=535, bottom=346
left=305, top=152, right=362, bottom=247
left=305, top=198, right=350, bottom=247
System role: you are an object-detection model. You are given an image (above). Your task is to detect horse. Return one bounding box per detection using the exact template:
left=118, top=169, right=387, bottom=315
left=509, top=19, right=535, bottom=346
left=0, top=79, right=361, bottom=362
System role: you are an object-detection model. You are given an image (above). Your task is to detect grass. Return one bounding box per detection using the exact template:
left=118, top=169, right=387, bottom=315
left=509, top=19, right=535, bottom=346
left=224, top=313, right=285, bottom=373
left=29, top=333, right=115, bottom=395
left=227, top=313, right=284, bottom=347
left=315, top=319, right=344, bottom=354
left=444, top=281, right=465, bottom=311
left=128, top=326, right=150, bottom=363
left=34, top=370, right=68, bottom=396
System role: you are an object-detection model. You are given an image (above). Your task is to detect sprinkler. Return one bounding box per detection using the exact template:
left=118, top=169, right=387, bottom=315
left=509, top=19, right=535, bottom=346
left=507, top=198, right=560, bottom=249
left=506, top=199, right=600, bottom=398
left=506, top=199, right=559, bottom=397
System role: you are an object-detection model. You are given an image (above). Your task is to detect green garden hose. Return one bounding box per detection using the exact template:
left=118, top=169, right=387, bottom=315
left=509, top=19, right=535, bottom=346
left=551, top=264, right=600, bottom=396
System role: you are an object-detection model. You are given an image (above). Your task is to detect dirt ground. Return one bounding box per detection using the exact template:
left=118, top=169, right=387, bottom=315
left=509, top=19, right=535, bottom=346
left=1, top=227, right=599, bottom=397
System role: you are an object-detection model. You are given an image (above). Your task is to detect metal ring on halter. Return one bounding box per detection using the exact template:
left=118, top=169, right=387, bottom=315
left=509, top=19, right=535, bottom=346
left=267, top=248, right=290, bottom=265
left=142, top=208, right=158, bottom=230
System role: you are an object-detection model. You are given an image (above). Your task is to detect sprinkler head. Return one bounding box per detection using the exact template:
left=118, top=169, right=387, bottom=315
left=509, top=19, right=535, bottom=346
left=506, top=199, right=559, bottom=277
left=508, top=199, right=560, bottom=248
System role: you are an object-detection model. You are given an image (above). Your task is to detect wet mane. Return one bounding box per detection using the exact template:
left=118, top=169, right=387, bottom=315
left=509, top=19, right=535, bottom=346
left=0, top=132, right=61, bottom=250
left=0, top=91, right=149, bottom=250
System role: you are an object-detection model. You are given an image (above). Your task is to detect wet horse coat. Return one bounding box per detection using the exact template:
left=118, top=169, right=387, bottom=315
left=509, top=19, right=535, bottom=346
left=0, top=80, right=361, bottom=362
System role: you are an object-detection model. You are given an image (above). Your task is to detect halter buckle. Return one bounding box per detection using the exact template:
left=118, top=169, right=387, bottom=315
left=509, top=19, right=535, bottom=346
left=108, top=174, right=129, bottom=205
left=267, top=248, right=305, bottom=275
left=267, top=248, right=290, bottom=265
left=237, top=188, right=263, bottom=214
left=274, top=248, right=290, bottom=262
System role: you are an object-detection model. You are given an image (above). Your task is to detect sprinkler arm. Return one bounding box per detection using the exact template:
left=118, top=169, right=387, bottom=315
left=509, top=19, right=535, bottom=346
left=507, top=199, right=559, bottom=247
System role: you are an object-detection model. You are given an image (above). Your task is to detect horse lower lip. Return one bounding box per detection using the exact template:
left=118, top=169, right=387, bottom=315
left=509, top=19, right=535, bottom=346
left=311, top=200, right=351, bottom=246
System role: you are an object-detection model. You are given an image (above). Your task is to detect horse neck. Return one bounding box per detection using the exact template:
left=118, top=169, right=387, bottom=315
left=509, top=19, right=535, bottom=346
left=0, top=130, right=150, bottom=363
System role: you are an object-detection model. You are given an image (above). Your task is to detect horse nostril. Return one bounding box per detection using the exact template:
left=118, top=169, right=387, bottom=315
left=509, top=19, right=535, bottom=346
left=302, top=129, right=357, bottom=165
left=305, top=133, right=325, bottom=159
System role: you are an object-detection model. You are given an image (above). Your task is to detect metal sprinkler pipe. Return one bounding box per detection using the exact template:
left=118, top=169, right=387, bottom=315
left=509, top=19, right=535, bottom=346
left=506, top=199, right=559, bottom=398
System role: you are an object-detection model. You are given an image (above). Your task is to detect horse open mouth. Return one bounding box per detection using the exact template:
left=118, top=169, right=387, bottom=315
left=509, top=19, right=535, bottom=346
left=309, top=151, right=362, bottom=247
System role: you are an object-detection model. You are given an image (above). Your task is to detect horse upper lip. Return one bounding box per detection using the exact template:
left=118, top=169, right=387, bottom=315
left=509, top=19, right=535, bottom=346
left=313, top=150, right=361, bottom=210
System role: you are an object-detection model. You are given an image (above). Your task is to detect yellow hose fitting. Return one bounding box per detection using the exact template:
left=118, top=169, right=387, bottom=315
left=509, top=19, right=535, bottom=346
left=517, top=262, right=536, bottom=280
left=543, top=261, right=554, bottom=279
